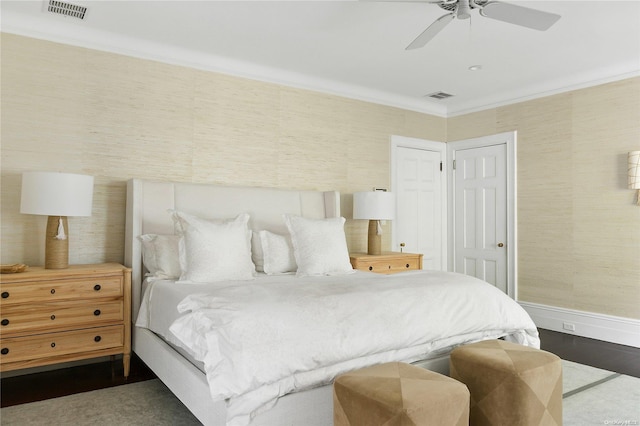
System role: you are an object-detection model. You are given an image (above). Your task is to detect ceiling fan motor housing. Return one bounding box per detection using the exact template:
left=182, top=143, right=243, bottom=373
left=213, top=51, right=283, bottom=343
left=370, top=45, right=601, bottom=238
left=439, top=0, right=489, bottom=14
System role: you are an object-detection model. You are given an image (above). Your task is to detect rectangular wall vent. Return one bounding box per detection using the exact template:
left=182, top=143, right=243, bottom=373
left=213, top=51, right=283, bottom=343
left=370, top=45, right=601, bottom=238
left=47, top=0, right=87, bottom=20
left=425, top=91, right=454, bottom=100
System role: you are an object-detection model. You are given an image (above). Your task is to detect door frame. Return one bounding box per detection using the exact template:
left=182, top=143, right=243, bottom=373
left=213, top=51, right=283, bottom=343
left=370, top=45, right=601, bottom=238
left=447, top=131, right=517, bottom=298
left=390, top=135, right=448, bottom=271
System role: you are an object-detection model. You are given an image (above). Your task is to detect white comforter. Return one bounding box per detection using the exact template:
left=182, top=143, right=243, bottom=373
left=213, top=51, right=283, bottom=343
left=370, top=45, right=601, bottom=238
left=167, top=270, right=539, bottom=426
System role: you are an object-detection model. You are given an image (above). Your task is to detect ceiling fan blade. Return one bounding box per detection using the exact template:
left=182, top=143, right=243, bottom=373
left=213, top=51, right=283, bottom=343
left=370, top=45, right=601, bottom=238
left=406, top=13, right=455, bottom=50
left=361, top=1, right=445, bottom=3
left=480, top=1, right=560, bottom=31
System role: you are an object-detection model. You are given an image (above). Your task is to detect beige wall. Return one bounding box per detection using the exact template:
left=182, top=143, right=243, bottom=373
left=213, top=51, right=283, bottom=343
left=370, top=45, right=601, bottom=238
left=447, top=77, right=640, bottom=319
left=0, top=33, right=445, bottom=267
left=2, top=34, right=638, bottom=320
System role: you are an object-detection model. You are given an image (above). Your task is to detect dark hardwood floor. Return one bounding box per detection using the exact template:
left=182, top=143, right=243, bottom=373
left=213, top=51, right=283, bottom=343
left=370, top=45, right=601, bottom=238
left=1, top=329, right=638, bottom=408
left=538, top=328, right=640, bottom=378
left=1, top=354, right=156, bottom=408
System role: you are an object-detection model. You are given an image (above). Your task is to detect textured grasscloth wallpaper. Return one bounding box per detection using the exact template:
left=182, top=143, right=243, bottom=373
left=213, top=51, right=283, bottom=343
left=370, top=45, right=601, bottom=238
left=448, top=79, right=640, bottom=319
left=0, top=33, right=445, bottom=266
left=1, top=33, right=638, bottom=319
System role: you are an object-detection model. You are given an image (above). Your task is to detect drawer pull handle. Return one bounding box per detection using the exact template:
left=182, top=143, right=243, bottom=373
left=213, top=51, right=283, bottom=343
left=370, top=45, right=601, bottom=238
left=368, top=266, right=373, bottom=271
left=405, top=264, right=410, bottom=268
left=1, top=319, right=9, bottom=326
left=1, top=348, right=8, bottom=355
left=94, top=284, right=101, bottom=291
left=50, top=289, right=56, bottom=294
left=94, top=336, right=102, bottom=342
left=50, top=315, right=56, bottom=321
left=94, top=309, right=101, bottom=316
left=51, top=342, right=56, bottom=348
left=1, top=292, right=9, bottom=299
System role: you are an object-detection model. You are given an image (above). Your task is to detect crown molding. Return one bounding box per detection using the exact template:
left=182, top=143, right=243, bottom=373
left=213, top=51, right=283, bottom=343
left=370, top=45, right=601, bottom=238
left=3, top=8, right=638, bottom=119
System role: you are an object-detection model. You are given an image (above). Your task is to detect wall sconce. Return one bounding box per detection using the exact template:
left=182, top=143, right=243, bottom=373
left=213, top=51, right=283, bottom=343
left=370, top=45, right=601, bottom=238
left=20, top=172, right=94, bottom=269
left=353, top=190, right=395, bottom=255
left=629, top=151, right=640, bottom=206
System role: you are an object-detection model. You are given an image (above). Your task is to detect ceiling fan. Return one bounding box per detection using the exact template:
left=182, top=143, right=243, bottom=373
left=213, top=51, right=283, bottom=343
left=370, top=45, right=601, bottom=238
left=405, top=0, right=561, bottom=50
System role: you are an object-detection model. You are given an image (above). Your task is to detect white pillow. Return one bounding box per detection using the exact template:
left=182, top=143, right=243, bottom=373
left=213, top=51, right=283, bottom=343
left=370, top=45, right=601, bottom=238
left=171, top=211, right=255, bottom=283
left=259, top=230, right=297, bottom=275
left=138, top=234, right=181, bottom=279
left=283, top=214, right=353, bottom=277
left=251, top=232, right=265, bottom=273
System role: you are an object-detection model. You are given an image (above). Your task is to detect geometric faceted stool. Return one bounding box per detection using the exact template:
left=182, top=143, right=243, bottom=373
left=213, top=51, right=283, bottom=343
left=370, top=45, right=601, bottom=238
left=333, top=362, right=470, bottom=426
left=450, top=340, right=562, bottom=426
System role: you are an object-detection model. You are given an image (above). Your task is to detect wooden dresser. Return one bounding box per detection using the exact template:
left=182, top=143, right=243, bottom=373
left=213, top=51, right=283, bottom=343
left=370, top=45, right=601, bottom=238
left=350, top=252, right=423, bottom=274
left=0, top=263, right=131, bottom=376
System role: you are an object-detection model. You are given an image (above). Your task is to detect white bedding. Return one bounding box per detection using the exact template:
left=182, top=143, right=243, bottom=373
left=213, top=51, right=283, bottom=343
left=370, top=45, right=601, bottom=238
left=137, top=270, right=539, bottom=426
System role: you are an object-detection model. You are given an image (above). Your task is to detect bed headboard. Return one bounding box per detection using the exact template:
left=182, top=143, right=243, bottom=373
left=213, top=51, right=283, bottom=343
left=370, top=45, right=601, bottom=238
left=124, top=179, right=340, bottom=321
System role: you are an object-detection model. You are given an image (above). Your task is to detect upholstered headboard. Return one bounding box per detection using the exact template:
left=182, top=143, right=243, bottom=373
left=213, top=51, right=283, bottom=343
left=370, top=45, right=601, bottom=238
left=124, top=179, right=340, bottom=321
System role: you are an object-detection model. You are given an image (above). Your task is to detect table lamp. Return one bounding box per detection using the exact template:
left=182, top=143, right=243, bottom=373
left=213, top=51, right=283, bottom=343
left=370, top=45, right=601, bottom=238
left=20, top=171, right=94, bottom=269
left=353, top=190, right=395, bottom=255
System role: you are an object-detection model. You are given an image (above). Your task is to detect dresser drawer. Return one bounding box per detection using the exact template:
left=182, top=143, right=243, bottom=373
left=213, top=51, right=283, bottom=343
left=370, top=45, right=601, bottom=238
left=0, top=325, right=124, bottom=364
left=0, top=301, right=124, bottom=335
left=0, top=277, right=122, bottom=305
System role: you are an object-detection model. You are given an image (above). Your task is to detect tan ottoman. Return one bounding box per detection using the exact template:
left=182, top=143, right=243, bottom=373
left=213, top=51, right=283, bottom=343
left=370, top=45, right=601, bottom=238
left=450, top=340, right=562, bottom=426
left=333, top=362, right=470, bottom=426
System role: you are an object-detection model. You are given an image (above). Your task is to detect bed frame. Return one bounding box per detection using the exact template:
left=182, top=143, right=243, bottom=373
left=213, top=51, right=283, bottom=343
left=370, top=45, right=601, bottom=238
left=124, top=178, right=449, bottom=425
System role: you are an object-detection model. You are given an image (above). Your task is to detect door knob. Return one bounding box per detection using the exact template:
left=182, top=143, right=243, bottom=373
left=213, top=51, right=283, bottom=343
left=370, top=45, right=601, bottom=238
left=497, top=243, right=504, bottom=247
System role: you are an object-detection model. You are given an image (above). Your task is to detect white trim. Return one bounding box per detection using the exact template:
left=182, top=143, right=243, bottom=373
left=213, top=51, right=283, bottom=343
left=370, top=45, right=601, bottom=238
left=390, top=135, right=448, bottom=271
left=446, top=70, right=640, bottom=117
left=520, top=302, right=640, bottom=348
left=447, top=132, right=517, bottom=298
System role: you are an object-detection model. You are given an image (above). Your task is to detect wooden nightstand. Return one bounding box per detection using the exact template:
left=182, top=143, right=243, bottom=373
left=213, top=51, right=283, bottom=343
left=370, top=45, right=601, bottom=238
left=350, top=252, right=423, bottom=274
left=0, top=263, right=131, bottom=376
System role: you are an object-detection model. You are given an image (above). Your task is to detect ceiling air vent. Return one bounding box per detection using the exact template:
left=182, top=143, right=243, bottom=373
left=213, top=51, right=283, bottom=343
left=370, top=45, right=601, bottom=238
left=425, top=91, right=454, bottom=100
left=47, top=0, right=87, bottom=19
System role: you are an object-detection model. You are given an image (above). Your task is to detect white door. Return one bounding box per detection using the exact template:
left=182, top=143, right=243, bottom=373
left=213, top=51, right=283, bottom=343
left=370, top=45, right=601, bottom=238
left=392, top=140, right=446, bottom=270
left=453, top=144, right=508, bottom=292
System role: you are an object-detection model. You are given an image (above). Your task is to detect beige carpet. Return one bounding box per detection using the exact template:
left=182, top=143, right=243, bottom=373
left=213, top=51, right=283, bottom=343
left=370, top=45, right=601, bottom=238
left=1, top=361, right=638, bottom=425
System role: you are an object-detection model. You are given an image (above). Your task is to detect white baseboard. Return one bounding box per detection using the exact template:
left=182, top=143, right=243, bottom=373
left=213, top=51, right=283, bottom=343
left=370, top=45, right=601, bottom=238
left=519, top=302, right=640, bottom=348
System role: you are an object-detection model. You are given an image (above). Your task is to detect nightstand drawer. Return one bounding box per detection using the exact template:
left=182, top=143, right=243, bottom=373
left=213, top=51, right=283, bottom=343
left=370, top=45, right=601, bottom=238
left=350, top=252, right=423, bottom=274
left=386, top=257, right=422, bottom=273
left=0, top=325, right=124, bottom=364
left=0, top=277, right=122, bottom=305
left=0, top=300, right=124, bottom=335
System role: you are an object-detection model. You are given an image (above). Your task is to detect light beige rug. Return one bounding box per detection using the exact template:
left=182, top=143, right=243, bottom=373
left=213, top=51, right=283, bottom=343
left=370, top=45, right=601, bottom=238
left=1, top=360, right=638, bottom=425
left=0, top=379, right=200, bottom=426
left=562, top=360, right=640, bottom=426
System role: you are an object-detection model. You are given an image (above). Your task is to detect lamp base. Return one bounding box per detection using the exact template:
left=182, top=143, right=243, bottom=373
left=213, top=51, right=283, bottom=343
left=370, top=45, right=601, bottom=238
left=367, top=219, right=382, bottom=255
left=45, top=216, right=69, bottom=269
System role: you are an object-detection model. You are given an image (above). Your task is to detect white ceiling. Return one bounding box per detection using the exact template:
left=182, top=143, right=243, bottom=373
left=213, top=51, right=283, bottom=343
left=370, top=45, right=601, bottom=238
left=2, top=1, right=640, bottom=117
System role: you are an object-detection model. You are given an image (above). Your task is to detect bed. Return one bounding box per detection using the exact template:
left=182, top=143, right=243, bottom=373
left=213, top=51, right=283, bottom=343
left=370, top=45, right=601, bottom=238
left=124, top=178, right=539, bottom=426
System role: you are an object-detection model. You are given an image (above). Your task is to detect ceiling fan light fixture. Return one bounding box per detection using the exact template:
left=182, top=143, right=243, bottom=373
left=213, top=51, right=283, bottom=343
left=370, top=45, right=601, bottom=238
left=456, top=0, right=472, bottom=19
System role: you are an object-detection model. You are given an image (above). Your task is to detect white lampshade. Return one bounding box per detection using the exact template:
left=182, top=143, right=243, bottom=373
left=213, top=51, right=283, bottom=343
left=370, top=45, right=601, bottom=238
left=628, top=151, right=640, bottom=190
left=353, top=191, right=395, bottom=220
left=21, top=171, right=94, bottom=217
